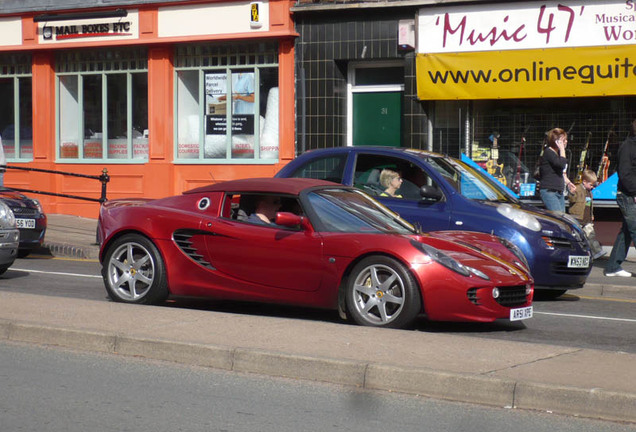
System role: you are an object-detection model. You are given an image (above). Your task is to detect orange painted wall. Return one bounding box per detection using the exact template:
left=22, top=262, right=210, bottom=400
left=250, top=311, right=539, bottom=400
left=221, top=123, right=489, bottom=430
left=3, top=1, right=297, bottom=219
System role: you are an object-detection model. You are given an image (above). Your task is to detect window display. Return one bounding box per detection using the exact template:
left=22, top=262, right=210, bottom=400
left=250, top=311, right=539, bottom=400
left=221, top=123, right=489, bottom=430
left=175, top=42, right=279, bottom=162
left=0, top=54, right=33, bottom=161
left=56, top=48, right=148, bottom=161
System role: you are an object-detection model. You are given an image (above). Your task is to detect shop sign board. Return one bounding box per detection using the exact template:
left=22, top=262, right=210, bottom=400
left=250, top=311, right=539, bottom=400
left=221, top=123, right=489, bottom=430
left=37, top=10, right=139, bottom=44
left=158, top=2, right=269, bottom=37
left=417, top=0, right=636, bottom=100
left=416, top=44, right=636, bottom=99
left=418, top=0, right=636, bottom=53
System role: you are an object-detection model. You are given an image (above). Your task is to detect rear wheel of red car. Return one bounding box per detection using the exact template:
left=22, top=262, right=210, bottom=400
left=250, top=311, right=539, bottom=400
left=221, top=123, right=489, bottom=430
left=346, top=256, right=421, bottom=329
left=102, top=234, right=168, bottom=304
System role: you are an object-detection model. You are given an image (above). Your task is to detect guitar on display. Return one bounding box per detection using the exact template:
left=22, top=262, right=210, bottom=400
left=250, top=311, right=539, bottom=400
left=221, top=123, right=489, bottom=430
left=511, top=126, right=531, bottom=195
left=574, top=131, right=592, bottom=184
left=486, top=133, right=507, bottom=186
left=597, top=122, right=616, bottom=184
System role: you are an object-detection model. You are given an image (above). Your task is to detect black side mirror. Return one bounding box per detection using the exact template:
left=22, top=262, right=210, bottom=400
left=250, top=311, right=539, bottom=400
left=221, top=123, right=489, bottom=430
left=420, top=185, right=443, bottom=201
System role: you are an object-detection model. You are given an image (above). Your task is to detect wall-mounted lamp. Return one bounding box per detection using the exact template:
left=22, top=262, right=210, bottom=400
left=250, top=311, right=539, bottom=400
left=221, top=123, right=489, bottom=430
left=34, top=8, right=127, bottom=23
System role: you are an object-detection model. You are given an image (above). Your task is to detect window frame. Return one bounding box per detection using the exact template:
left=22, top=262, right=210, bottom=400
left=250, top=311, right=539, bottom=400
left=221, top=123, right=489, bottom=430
left=173, top=42, right=279, bottom=164
left=54, top=48, right=148, bottom=164
left=0, top=54, right=33, bottom=163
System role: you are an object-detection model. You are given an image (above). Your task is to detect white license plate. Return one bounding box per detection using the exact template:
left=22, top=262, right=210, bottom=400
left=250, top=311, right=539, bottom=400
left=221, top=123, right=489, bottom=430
left=16, top=218, right=36, bottom=229
left=510, top=306, right=533, bottom=321
left=568, top=255, right=590, bottom=268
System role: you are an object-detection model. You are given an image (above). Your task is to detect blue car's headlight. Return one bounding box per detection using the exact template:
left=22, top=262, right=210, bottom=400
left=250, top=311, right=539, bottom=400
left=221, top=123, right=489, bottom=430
left=411, top=240, right=471, bottom=277
left=496, top=204, right=541, bottom=232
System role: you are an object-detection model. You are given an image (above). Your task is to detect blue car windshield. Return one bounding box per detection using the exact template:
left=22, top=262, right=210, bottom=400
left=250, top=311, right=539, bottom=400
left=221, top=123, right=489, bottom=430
left=426, top=157, right=513, bottom=202
left=307, top=189, right=416, bottom=234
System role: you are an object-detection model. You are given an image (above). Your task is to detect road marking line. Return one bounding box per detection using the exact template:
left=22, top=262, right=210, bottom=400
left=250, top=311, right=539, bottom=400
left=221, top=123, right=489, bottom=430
left=11, top=268, right=102, bottom=279
left=536, top=311, right=636, bottom=323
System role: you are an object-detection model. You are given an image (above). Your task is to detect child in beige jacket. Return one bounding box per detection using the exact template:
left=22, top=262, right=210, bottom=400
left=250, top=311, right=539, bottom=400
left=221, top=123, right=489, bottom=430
left=568, top=169, right=605, bottom=259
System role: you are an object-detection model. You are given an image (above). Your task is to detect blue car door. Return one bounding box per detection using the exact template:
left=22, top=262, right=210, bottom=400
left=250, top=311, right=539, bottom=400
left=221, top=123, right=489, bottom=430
left=349, top=152, right=453, bottom=231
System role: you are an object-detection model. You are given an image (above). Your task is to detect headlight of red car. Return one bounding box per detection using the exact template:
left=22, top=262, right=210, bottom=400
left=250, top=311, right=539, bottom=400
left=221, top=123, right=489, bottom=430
left=498, top=237, right=529, bottom=270
left=411, top=240, right=471, bottom=277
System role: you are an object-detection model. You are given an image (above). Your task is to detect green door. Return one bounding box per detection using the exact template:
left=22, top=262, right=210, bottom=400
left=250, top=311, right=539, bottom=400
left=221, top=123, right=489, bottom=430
left=352, top=91, right=402, bottom=147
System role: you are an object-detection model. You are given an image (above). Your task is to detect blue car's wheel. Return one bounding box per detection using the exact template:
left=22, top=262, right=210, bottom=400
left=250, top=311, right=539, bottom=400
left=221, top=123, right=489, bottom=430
left=102, top=234, right=168, bottom=304
left=346, top=256, right=421, bottom=328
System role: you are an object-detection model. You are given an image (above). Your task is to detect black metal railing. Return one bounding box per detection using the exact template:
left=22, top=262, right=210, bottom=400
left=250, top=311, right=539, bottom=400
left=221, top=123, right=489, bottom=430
left=1, top=165, right=110, bottom=203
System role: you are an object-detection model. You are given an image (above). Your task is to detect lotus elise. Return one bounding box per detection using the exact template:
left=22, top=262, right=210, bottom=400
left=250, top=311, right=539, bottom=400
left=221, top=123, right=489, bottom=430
left=98, top=178, right=533, bottom=329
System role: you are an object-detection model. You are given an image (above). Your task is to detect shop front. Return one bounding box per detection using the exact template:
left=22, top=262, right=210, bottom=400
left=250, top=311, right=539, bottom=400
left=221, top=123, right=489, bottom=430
left=415, top=0, right=636, bottom=204
left=0, top=0, right=296, bottom=217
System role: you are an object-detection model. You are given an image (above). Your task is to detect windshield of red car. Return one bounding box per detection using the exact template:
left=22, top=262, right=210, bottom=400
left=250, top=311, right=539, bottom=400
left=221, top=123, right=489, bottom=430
left=307, top=189, right=415, bottom=234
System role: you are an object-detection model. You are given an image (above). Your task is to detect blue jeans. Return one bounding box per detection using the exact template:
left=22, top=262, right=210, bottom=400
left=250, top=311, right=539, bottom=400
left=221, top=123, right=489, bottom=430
left=540, top=188, right=565, bottom=213
left=605, top=192, right=636, bottom=273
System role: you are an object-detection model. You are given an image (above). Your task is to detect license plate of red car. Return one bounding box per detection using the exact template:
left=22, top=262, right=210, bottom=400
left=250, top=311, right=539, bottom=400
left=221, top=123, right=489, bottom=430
left=510, top=306, right=533, bottom=321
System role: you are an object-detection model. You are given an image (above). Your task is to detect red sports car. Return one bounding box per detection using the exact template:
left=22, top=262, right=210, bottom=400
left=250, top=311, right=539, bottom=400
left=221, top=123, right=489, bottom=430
left=98, top=178, right=533, bottom=329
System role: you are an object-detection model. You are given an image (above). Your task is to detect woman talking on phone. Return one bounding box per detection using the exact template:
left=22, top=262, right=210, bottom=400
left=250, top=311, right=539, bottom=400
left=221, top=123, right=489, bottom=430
left=539, top=127, right=577, bottom=213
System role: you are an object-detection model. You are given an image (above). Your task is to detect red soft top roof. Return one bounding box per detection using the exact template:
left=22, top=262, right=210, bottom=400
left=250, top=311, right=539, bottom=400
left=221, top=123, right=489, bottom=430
left=184, top=177, right=340, bottom=196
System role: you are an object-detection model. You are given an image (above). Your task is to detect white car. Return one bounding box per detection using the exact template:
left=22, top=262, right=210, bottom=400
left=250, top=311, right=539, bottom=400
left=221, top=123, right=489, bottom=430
left=0, top=200, right=19, bottom=274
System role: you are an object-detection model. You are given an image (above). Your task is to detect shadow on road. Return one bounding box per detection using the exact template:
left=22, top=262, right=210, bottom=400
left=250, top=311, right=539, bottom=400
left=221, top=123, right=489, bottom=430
left=533, top=292, right=581, bottom=302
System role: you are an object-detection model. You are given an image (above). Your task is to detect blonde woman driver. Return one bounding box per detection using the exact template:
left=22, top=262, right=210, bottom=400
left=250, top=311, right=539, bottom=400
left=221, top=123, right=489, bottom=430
left=379, top=169, right=403, bottom=198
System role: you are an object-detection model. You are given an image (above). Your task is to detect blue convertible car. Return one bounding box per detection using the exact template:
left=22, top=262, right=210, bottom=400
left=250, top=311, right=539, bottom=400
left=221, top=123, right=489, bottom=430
left=276, top=146, right=592, bottom=298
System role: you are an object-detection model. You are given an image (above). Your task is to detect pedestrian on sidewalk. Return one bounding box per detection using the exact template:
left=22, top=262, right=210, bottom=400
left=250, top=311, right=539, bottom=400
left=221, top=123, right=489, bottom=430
left=538, top=128, right=576, bottom=213
left=604, top=118, right=636, bottom=278
left=568, top=169, right=604, bottom=259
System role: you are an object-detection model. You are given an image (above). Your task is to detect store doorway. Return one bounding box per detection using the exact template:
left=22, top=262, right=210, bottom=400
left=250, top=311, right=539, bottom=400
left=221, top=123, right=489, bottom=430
left=348, top=63, right=404, bottom=147
left=352, top=91, right=402, bottom=146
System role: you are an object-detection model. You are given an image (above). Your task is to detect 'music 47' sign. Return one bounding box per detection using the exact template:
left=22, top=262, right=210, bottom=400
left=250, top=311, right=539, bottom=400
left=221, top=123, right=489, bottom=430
left=418, top=1, right=636, bottom=54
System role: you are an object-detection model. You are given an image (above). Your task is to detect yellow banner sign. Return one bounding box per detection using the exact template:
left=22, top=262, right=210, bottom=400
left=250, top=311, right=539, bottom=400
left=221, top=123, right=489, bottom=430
left=416, top=45, right=636, bottom=100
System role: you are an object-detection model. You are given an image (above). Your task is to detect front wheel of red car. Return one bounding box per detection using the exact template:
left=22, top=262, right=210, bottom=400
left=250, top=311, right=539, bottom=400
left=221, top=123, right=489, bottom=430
left=346, top=256, right=421, bottom=329
left=102, top=234, right=168, bottom=305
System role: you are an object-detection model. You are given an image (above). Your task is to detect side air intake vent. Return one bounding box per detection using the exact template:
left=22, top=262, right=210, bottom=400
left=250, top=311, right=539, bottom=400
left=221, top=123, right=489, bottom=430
left=173, top=230, right=214, bottom=269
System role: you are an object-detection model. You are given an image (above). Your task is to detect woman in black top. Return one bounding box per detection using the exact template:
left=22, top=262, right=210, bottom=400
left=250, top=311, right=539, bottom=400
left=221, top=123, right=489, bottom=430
left=539, top=128, right=576, bottom=212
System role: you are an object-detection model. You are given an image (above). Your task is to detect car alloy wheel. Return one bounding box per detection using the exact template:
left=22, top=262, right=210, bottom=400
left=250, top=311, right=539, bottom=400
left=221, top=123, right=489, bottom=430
left=102, top=234, right=168, bottom=304
left=346, top=256, right=421, bottom=328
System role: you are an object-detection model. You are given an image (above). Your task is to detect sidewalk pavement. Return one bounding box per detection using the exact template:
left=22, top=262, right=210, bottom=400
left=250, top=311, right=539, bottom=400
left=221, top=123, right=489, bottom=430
left=1, top=214, right=633, bottom=424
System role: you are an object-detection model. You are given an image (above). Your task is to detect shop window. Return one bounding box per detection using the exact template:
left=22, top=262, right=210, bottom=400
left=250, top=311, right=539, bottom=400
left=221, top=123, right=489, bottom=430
left=466, top=97, right=636, bottom=193
left=56, top=48, right=148, bottom=162
left=0, top=54, right=33, bottom=161
left=174, top=42, right=279, bottom=163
